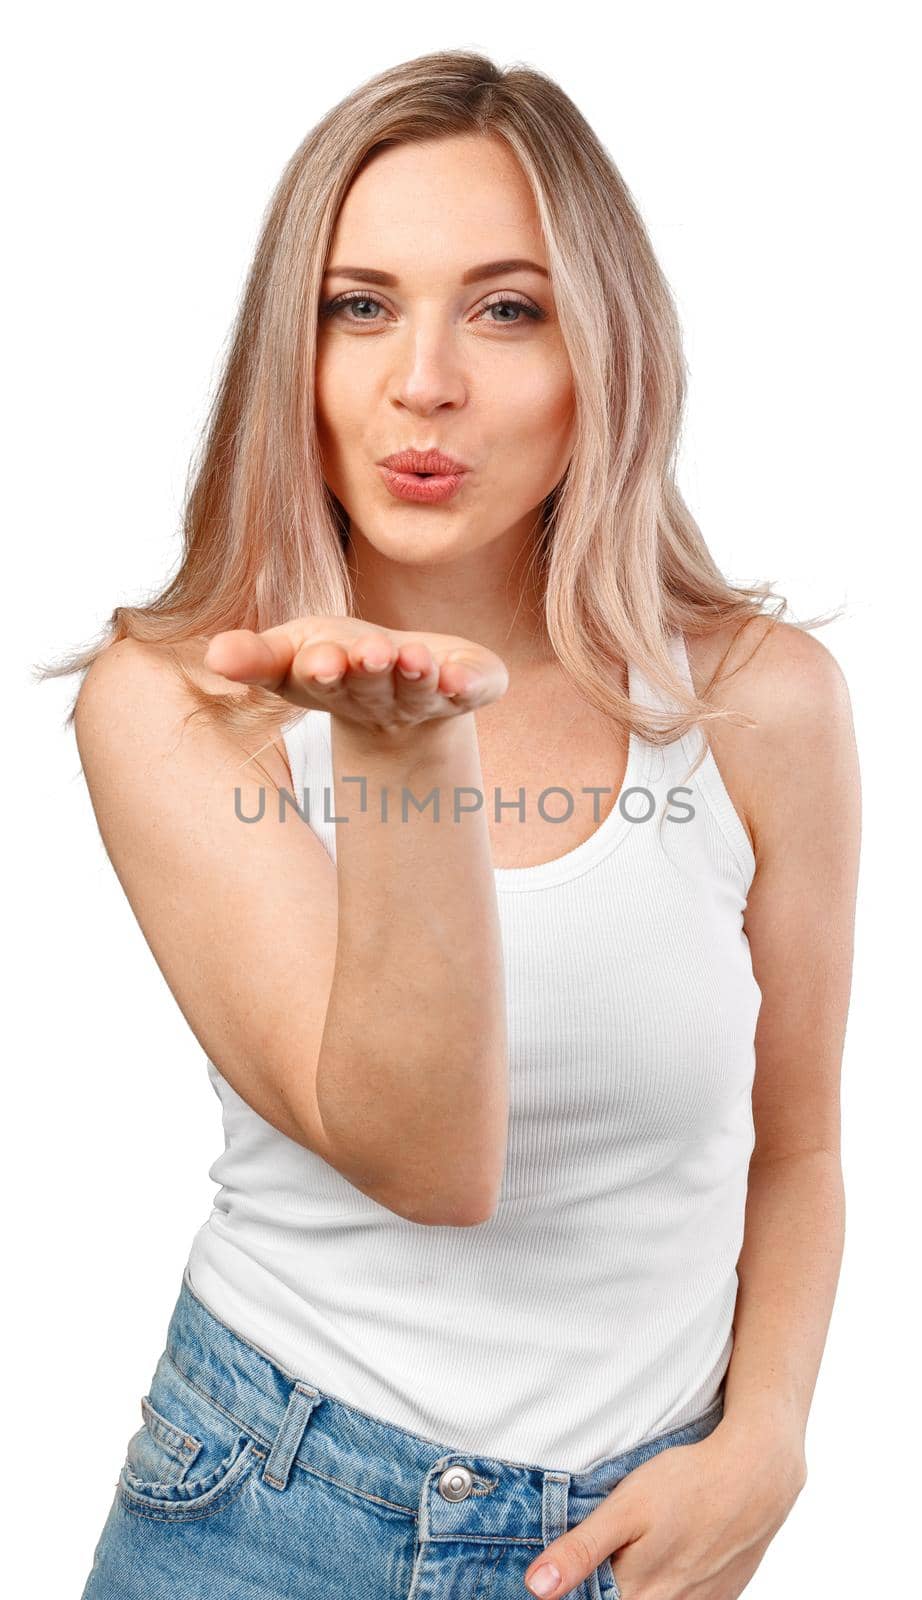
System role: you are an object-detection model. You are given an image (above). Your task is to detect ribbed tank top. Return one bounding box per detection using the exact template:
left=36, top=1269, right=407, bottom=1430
left=184, top=630, right=761, bottom=1472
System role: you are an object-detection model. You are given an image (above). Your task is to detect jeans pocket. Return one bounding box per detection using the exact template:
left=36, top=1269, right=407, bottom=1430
left=117, top=1350, right=265, bottom=1522
left=122, top=1392, right=205, bottom=1488
left=598, top=1555, right=622, bottom=1598
left=586, top=1555, right=622, bottom=1600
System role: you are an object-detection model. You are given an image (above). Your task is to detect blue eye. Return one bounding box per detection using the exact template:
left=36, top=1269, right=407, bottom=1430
left=477, top=295, right=546, bottom=324
left=321, top=293, right=385, bottom=323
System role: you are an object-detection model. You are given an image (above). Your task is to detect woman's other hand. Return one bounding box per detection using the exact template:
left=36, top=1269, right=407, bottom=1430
left=523, top=1417, right=807, bottom=1599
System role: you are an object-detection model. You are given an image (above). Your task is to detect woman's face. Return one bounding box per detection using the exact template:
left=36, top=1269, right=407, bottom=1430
left=315, top=133, right=575, bottom=567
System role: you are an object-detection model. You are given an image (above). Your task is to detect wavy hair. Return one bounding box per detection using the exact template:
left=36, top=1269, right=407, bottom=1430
left=35, top=47, right=840, bottom=771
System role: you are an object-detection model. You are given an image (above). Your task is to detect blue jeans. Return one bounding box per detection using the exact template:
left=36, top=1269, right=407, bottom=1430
left=81, top=1269, right=725, bottom=1599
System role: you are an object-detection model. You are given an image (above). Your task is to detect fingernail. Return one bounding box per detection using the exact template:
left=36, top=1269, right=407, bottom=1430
left=315, top=673, right=340, bottom=684
left=526, top=1564, right=560, bottom=1597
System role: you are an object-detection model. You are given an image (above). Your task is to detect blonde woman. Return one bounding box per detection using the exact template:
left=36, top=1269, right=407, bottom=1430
left=54, top=49, right=859, bottom=1600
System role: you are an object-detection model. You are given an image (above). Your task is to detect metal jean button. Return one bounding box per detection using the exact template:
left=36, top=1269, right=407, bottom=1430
left=438, top=1464, right=474, bottom=1501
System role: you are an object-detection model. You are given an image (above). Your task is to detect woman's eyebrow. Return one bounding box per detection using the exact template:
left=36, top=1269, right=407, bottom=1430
left=321, top=258, right=550, bottom=286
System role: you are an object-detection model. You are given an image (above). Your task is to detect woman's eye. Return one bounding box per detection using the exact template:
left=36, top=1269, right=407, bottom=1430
left=321, top=293, right=386, bottom=324
left=319, top=292, right=546, bottom=328
left=476, top=295, right=546, bottom=325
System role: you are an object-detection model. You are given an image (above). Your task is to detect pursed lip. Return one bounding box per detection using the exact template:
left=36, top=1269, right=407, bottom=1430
left=377, top=448, right=469, bottom=475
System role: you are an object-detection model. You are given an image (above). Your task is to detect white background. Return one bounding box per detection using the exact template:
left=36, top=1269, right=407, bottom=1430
left=7, top=1, right=919, bottom=1593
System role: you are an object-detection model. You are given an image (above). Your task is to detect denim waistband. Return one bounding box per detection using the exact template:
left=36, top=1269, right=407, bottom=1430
left=169, top=1268, right=724, bottom=1535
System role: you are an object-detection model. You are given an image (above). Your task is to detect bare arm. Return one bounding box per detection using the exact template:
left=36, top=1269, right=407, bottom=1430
left=317, top=713, right=508, bottom=1226
left=75, top=621, right=510, bottom=1230
left=715, top=621, right=861, bottom=1452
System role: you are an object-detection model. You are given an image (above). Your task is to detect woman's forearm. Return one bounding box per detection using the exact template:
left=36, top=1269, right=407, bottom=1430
left=316, top=711, right=508, bottom=1227
left=720, top=1148, right=846, bottom=1454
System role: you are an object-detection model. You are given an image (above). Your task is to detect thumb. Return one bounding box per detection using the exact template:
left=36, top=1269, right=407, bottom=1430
left=204, top=623, right=326, bottom=694
left=204, top=627, right=294, bottom=689
left=523, top=1504, right=620, bottom=1598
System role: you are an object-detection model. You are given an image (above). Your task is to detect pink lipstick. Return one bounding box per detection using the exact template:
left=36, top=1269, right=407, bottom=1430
left=376, top=446, right=469, bottom=505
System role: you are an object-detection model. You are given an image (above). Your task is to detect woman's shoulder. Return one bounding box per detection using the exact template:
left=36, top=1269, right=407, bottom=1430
left=73, top=633, right=293, bottom=797
left=683, top=614, right=855, bottom=863
left=78, top=633, right=250, bottom=711
left=684, top=613, right=848, bottom=711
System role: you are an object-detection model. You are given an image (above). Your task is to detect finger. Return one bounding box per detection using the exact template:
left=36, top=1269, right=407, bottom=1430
left=395, top=646, right=446, bottom=705
left=339, top=633, right=401, bottom=703
left=204, top=624, right=310, bottom=691
left=346, top=633, right=395, bottom=673
left=524, top=1511, right=617, bottom=1599
left=293, top=641, right=351, bottom=689
left=439, top=655, right=487, bottom=697
left=394, top=641, right=435, bottom=682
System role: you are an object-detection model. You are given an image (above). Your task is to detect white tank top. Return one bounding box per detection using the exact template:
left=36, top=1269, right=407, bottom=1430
left=184, top=630, right=761, bottom=1471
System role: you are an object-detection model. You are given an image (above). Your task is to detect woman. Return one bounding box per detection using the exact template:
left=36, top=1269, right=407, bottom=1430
left=55, top=49, right=859, bottom=1600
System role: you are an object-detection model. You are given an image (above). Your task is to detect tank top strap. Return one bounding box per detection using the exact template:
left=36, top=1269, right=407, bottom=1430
left=633, top=630, right=757, bottom=891
left=627, top=631, right=694, bottom=727
left=668, top=629, right=695, bottom=693
left=281, top=709, right=338, bottom=864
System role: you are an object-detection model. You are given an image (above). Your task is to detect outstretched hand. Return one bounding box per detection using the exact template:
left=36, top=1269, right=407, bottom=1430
left=204, top=615, right=509, bottom=732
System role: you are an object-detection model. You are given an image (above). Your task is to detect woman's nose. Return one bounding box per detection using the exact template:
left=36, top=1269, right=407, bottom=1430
left=387, top=321, right=467, bottom=413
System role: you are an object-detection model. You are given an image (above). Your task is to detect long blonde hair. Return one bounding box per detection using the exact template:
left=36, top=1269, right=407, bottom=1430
left=35, top=47, right=840, bottom=765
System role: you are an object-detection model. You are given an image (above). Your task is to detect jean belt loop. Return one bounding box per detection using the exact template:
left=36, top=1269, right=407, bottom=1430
left=541, top=1468, right=571, bottom=1547
left=261, top=1380, right=322, bottom=1491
